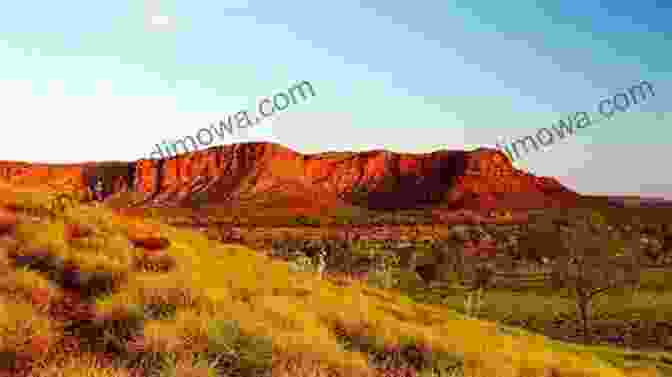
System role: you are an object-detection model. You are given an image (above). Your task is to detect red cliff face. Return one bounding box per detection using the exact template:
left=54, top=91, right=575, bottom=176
left=0, top=142, right=577, bottom=212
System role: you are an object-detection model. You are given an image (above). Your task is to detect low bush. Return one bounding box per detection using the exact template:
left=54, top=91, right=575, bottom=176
left=133, top=251, right=177, bottom=273
left=205, top=319, right=273, bottom=377
left=289, top=215, right=322, bottom=227
left=72, top=304, right=146, bottom=355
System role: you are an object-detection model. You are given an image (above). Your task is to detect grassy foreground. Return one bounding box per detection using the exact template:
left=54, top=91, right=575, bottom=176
left=0, top=184, right=660, bottom=377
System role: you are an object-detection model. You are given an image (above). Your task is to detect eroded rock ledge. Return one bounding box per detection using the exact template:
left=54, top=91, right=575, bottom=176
left=0, top=142, right=577, bottom=211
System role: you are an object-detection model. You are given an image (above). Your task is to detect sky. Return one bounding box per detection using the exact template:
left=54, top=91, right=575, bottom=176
left=0, top=0, right=670, bottom=198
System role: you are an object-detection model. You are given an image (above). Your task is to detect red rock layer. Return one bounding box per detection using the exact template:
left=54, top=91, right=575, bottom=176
left=0, top=142, right=578, bottom=212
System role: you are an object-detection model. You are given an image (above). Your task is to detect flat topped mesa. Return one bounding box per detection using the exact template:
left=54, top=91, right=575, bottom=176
left=0, top=142, right=577, bottom=212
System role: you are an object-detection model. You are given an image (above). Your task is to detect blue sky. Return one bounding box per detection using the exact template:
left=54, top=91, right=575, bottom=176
left=0, top=0, right=670, bottom=198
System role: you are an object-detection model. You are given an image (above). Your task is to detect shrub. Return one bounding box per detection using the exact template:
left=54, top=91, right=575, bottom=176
left=163, top=354, right=218, bottom=377
left=0, top=267, right=62, bottom=312
left=35, top=352, right=137, bottom=377
left=287, top=255, right=315, bottom=273
left=143, top=302, right=178, bottom=320
left=189, top=190, right=211, bottom=210
left=290, top=215, right=322, bottom=227
left=73, top=304, right=145, bottom=354
left=518, top=219, right=565, bottom=264
left=123, top=337, right=179, bottom=377
left=347, top=183, right=371, bottom=207
left=47, top=193, right=77, bottom=218
left=331, top=206, right=370, bottom=226
left=367, top=254, right=400, bottom=290
left=134, top=252, right=177, bottom=273
left=205, top=319, right=273, bottom=377
left=79, top=270, right=119, bottom=298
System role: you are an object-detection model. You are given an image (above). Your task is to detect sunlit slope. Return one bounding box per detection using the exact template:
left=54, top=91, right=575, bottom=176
left=0, top=183, right=656, bottom=377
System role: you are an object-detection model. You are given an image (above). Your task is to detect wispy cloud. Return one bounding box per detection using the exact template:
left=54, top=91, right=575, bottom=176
left=144, top=0, right=175, bottom=32
left=150, top=15, right=172, bottom=27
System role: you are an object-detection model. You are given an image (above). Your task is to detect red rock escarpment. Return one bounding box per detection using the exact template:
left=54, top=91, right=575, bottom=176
left=0, top=142, right=578, bottom=211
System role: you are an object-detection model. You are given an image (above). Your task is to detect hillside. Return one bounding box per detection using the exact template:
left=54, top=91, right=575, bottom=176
left=0, top=142, right=577, bottom=216
left=0, top=182, right=660, bottom=377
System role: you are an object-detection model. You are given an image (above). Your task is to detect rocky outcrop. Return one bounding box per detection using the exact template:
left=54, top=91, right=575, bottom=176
left=0, top=142, right=578, bottom=212
left=447, top=148, right=577, bottom=210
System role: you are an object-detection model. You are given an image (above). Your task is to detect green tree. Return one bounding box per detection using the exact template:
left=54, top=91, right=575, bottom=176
left=518, top=218, right=566, bottom=266
left=550, top=210, right=642, bottom=344
left=191, top=190, right=210, bottom=209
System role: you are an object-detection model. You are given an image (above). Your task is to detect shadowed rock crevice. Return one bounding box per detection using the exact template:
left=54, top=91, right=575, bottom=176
left=81, top=162, right=137, bottom=200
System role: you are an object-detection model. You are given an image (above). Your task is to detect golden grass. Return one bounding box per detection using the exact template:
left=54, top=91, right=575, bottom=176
left=0, top=185, right=653, bottom=377
left=0, top=296, right=59, bottom=362
left=35, top=352, right=134, bottom=377
left=0, top=266, right=64, bottom=306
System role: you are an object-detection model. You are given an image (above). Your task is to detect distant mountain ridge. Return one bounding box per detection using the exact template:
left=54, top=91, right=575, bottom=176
left=0, top=142, right=578, bottom=214
left=605, top=196, right=672, bottom=208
